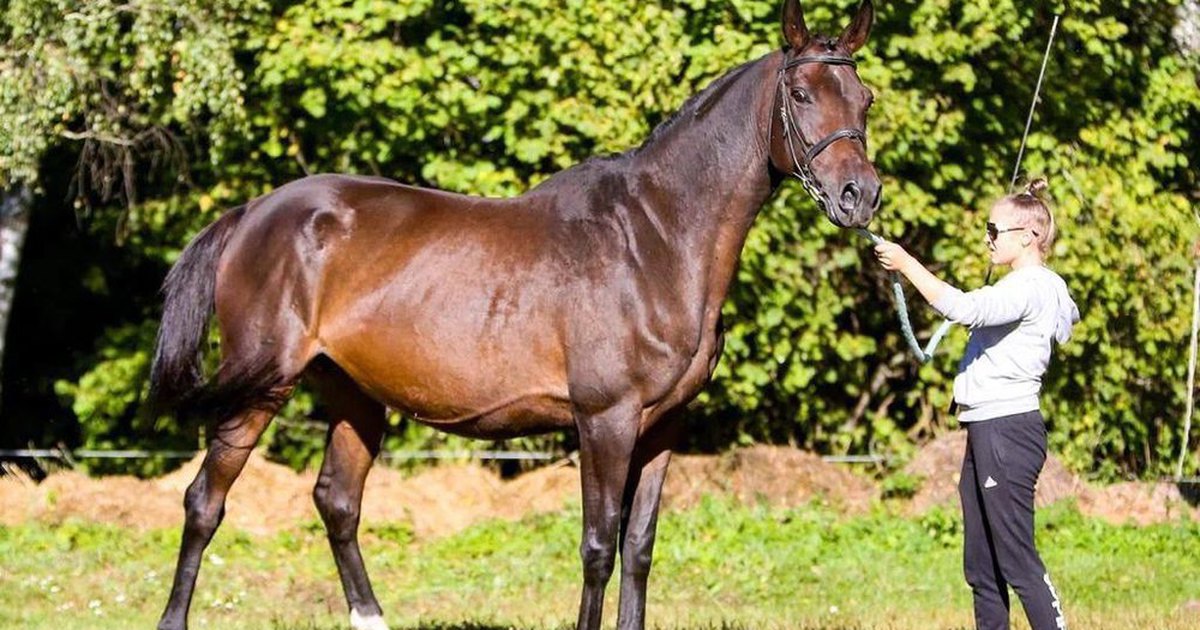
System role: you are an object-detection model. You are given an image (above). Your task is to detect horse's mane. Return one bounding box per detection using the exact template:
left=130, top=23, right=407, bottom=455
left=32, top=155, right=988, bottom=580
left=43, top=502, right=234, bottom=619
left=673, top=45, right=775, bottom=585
left=526, top=56, right=768, bottom=194
left=623, top=36, right=850, bottom=159
left=558, top=55, right=766, bottom=173
left=528, top=37, right=860, bottom=195
left=630, top=57, right=762, bottom=154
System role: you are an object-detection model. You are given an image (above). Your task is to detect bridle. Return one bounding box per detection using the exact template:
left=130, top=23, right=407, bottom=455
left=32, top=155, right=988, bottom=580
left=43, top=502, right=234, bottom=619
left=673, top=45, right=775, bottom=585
left=774, top=51, right=868, bottom=211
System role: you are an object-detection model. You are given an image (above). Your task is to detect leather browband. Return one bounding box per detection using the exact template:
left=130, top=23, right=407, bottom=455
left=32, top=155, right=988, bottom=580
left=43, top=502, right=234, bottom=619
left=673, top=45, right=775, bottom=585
left=784, top=55, right=857, bottom=70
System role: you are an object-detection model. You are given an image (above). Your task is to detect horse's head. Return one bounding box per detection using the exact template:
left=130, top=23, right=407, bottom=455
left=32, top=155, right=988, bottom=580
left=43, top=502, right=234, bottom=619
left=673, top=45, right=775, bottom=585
left=769, top=0, right=880, bottom=229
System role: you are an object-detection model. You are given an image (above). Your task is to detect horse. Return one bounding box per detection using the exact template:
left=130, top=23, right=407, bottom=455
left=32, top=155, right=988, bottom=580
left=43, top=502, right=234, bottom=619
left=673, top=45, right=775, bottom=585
left=149, top=1, right=879, bottom=628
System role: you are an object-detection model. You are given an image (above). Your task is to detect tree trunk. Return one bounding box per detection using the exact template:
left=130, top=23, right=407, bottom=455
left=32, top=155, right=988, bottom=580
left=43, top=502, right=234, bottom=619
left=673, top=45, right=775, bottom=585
left=1178, top=0, right=1200, bottom=56
left=0, top=185, right=33, bottom=416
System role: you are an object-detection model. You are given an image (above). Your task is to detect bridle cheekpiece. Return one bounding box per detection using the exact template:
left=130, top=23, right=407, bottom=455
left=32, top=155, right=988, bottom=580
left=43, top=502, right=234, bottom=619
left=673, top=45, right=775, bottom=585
left=775, top=51, right=868, bottom=213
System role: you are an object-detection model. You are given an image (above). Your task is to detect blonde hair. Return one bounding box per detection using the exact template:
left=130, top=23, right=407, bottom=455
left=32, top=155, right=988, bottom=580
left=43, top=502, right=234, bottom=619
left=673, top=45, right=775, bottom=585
left=997, top=177, right=1056, bottom=257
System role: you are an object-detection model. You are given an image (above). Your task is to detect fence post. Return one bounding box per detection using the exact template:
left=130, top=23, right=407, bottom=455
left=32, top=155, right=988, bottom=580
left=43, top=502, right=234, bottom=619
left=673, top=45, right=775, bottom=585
left=1177, top=239, right=1200, bottom=480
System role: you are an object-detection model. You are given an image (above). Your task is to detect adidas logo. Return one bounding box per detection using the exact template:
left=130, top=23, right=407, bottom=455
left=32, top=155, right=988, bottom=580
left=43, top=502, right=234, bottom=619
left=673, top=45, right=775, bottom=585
left=984, top=476, right=999, bottom=489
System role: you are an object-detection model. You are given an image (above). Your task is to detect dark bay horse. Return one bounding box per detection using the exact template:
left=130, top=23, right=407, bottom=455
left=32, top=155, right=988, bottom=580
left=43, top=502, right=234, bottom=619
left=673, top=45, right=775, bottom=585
left=150, top=1, right=879, bottom=628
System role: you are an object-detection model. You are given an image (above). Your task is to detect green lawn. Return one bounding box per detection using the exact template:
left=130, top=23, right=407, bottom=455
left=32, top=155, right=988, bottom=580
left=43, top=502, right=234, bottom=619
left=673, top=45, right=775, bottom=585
left=0, top=498, right=1196, bottom=629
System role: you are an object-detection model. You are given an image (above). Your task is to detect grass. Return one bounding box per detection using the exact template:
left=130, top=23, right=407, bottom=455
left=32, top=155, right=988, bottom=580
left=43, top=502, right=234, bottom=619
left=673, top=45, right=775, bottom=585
left=0, top=498, right=1197, bottom=629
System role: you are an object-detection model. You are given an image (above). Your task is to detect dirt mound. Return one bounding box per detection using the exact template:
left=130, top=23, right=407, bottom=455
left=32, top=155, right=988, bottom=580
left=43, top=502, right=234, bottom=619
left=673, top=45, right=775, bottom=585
left=1079, top=481, right=1199, bottom=526
left=0, top=470, right=181, bottom=529
left=904, top=431, right=967, bottom=514
left=362, top=463, right=504, bottom=537
left=0, top=445, right=876, bottom=536
left=0, top=453, right=323, bottom=534
left=492, top=460, right=580, bottom=519
left=664, top=445, right=877, bottom=513
left=0, top=452, right=586, bottom=538
left=1, top=442, right=1192, bottom=536
left=904, top=431, right=1199, bottom=524
left=905, top=432, right=1082, bottom=514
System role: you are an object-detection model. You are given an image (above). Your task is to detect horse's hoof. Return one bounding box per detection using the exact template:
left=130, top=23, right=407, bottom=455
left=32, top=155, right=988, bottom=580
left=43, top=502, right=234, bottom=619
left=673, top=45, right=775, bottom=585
left=350, top=608, right=389, bottom=630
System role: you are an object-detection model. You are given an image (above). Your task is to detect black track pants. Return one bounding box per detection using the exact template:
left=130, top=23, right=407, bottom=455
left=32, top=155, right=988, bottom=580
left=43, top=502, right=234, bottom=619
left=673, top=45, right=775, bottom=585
left=959, top=411, right=1067, bottom=630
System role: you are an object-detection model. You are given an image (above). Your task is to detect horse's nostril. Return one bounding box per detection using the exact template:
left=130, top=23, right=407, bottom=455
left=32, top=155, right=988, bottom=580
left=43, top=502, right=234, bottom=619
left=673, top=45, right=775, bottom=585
left=840, top=182, right=861, bottom=210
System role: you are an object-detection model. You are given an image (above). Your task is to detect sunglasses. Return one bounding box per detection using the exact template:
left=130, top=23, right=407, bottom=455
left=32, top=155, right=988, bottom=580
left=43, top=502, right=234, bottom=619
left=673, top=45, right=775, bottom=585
left=986, top=222, right=1036, bottom=241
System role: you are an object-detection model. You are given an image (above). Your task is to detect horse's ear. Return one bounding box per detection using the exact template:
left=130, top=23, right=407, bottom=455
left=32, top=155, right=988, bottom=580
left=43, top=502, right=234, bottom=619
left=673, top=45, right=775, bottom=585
left=781, top=0, right=810, bottom=51
left=838, top=0, right=874, bottom=54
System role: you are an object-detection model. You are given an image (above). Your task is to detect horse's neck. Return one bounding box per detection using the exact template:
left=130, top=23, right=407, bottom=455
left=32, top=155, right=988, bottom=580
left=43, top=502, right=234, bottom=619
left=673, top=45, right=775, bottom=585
left=629, top=53, right=780, bottom=316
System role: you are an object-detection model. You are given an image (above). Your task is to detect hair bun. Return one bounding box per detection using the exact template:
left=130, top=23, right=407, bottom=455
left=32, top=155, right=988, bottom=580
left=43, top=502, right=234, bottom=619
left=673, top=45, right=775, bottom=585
left=1024, top=177, right=1049, bottom=198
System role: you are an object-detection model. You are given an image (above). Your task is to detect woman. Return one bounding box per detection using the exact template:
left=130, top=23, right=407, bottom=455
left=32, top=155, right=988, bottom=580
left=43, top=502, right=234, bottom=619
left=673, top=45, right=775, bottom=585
left=874, top=179, right=1079, bottom=630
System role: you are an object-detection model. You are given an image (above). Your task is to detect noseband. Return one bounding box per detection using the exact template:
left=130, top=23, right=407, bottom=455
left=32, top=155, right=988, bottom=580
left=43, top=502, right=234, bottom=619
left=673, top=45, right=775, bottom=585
left=775, top=53, right=868, bottom=210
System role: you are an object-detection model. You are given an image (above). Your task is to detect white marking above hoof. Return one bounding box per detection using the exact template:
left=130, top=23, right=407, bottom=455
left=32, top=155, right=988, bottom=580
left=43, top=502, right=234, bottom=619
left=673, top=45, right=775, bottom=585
left=350, top=609, right=390, bottom=630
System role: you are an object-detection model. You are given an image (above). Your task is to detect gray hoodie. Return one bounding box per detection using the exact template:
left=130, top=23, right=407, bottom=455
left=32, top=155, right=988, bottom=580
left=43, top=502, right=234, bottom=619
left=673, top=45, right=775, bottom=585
left=932, top=265, right=1080, bottom=422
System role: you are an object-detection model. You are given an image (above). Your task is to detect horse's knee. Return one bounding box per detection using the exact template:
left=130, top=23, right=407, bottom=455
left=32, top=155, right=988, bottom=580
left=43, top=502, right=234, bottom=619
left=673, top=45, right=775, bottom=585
left=621, top=533, right=655, bottom=578
left=313, top=477, right=361, bottom=541
left=580, top=536, right=617, bottom=586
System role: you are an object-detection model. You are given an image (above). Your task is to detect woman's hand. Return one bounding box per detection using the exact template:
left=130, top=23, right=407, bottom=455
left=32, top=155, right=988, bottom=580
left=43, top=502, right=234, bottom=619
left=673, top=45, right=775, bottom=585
left=873, top=241, right=950, bottom=305
left=874, top=241, right=915, bottom=273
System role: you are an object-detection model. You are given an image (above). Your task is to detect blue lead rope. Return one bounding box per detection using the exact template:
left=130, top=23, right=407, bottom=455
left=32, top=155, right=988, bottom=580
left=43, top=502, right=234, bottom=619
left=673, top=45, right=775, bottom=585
left=856, top=228, right=954, bottom=363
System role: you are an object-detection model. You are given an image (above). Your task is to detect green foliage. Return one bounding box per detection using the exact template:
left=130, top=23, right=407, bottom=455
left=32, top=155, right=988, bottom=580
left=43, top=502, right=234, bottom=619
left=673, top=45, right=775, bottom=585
left=364, top=521, right=415, bottom=546
left=917, top=504, right=964, bottom=548
left=880, top=470, right=923, bottom=500
left=3, top=0, right=1199, bottom=478
left=50, top=321, right=197, bottom=476
left=0, top=0, right=265, bottom=191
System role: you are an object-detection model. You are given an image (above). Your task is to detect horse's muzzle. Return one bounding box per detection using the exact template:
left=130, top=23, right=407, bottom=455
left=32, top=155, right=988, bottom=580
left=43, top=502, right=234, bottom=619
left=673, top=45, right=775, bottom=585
left=830, top=176, right=879, bottom=228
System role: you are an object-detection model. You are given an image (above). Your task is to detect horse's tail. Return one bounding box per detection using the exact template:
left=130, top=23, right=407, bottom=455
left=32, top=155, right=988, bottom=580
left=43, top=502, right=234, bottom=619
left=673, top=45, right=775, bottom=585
left=149, top=205, right=247, bottom=413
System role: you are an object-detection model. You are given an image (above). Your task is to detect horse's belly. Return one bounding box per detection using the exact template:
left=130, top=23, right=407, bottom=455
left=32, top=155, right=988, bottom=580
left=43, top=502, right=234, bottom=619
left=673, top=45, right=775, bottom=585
left=320, top=313, right=572, bottom=435
left=409, top=393, right=575, bottom=439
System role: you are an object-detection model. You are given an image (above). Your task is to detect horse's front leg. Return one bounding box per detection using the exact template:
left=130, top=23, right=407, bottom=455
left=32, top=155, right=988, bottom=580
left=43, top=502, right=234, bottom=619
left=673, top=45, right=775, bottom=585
left=574, top=399, right=641, bottom=630
left=616, top=415, right=683, bottom=630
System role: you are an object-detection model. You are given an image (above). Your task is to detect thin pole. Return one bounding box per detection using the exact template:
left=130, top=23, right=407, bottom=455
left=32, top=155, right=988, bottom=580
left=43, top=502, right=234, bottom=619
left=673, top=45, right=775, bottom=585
left=1178, top=252, right=1200, bottom=479
left=1010, top=15, right=1060, bottom=191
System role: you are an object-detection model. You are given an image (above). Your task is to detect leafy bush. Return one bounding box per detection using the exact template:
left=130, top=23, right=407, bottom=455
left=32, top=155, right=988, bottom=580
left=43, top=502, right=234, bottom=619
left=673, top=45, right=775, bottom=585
left=880, top=470, right=923, bottom=500
left=4, top=1, right=1198, bottom=478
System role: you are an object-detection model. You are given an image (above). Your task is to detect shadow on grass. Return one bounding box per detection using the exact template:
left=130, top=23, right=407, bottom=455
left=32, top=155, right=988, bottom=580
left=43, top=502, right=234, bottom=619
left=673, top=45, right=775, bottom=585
left=271, top=625, right=550, bottom=630
left=271, top=623, right=572, bottom=630
left=271, top=622, right=881, bottom=630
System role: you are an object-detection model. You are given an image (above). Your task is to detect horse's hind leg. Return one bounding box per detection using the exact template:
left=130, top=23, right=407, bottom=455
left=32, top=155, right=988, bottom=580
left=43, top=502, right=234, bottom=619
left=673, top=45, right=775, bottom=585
left=157, top=393, right=287, bottom=630
left=307, top=359, right=389, bottom=630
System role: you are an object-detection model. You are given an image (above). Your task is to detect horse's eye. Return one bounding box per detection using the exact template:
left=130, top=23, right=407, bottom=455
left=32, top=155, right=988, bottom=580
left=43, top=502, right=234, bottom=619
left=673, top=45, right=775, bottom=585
left=790, top=87, right=812, bottom=103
